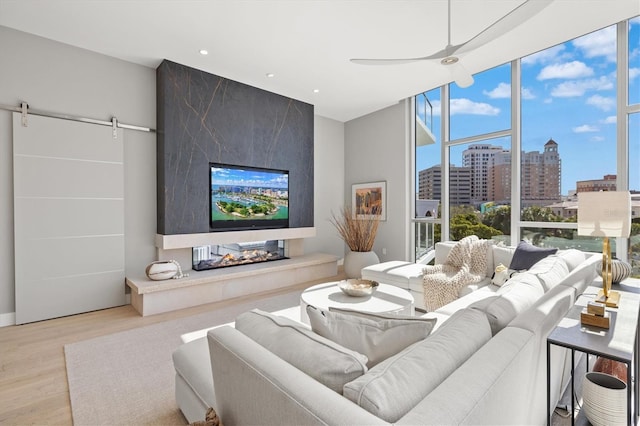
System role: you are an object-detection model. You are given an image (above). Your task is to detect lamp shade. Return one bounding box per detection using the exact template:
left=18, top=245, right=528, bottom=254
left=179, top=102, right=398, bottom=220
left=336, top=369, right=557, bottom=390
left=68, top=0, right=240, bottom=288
left=577, top=191, right=631, bottom=238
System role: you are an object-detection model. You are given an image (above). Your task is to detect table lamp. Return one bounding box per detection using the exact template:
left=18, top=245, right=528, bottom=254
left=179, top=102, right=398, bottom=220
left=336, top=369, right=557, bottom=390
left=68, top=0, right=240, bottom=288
left=577, top=191, right=631, bottom=308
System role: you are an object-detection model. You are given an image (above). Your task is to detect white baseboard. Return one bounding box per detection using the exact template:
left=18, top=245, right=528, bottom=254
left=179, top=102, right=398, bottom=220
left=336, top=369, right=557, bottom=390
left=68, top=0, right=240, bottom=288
left=0, top=312, right=16, bottom=327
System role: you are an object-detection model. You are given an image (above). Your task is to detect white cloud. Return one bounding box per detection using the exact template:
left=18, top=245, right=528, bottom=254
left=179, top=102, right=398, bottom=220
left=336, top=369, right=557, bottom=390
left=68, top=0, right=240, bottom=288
left=630, top=68, right=640, bottom=81
left=590, top=136, right=606, bottom=142
left=543, top=98, right=553, bottom=104
left=573, top=124, right=599, bottom=133
left=573, top=26, right=617, bottom=62
left=482, top=82, right=536, bottom=100
left=550, top=76, right=614, bottom=97
left=521, top=87, right=536, bottom=100
left=603, top=116, right=616, bottom=124
left=431, top=99, right=500, bottom=116
left=537, top=61, right=594, bottom=80
left=586, top=94, right=615, bottom=111
left=483, top=82, right=510, bottom=99
left=522, top=45, right=565, bottom=66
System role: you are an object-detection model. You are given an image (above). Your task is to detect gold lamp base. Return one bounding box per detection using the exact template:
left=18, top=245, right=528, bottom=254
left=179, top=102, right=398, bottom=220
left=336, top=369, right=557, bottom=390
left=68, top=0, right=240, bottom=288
left=598, top=237, right=620, bottom=308
left=596, top=289, right=620, bottom=308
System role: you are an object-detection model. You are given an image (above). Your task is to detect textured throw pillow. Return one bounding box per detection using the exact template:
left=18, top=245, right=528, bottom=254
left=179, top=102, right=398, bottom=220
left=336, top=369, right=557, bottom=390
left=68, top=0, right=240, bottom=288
left=307, top=306, right=437, bottom=367
left=342, top=308, right=492, bottom=423
left=509, top=240, right=558, bottom=271
left=235, top=309, right=368, bottom=393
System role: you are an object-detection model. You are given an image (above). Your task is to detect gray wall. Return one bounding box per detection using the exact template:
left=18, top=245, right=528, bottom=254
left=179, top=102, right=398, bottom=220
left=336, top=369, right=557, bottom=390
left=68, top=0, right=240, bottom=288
left=0, top=26, right=157, bottom=320
left=304, top=116, right=345, bottom=259
left=156, top=60, right=314, bottom=234
left=344, top=101, right=411, bottom=263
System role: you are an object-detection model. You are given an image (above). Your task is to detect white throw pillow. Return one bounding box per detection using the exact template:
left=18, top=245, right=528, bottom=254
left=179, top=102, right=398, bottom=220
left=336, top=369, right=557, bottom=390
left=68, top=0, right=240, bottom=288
left=235, top=309, right=368, bottom=393
left=492, top=244, right=516, bottom=271
left=307, top=306, right=437, bottom=367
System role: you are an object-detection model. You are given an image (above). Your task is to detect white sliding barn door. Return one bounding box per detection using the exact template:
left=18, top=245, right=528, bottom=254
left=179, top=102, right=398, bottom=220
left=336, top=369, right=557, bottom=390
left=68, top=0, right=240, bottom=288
left=13, top=113, right=126, bottom=324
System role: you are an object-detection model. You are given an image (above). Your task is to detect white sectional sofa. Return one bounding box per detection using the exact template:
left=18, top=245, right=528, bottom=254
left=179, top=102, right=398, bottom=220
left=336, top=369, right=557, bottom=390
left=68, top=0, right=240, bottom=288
left=361, top=240, right=513, bottom=310
left=173, top=240, right=599, bottom=425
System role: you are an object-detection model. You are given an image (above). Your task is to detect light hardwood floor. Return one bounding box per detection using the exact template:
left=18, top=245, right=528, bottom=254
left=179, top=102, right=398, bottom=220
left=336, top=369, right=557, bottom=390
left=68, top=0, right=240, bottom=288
left=0, top=274, right=341, bottom=425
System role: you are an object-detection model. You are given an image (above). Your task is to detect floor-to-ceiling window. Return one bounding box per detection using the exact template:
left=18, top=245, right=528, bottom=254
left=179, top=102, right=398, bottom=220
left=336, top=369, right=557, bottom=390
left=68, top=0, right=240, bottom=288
left=628, top=17, right=640, bottom=272
left=413, top=16, right=639, bottom=276
left=414, top=89, right=441, bottom=260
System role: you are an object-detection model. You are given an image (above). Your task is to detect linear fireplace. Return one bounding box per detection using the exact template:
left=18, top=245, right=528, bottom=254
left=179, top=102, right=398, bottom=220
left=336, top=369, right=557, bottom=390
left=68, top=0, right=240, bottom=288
left=192, top=240, right=287, bottom=271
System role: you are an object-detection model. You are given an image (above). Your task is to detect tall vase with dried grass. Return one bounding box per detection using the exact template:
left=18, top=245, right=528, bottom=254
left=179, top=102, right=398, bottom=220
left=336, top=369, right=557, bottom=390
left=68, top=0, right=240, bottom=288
left=331, top=206, right=381, bottom=278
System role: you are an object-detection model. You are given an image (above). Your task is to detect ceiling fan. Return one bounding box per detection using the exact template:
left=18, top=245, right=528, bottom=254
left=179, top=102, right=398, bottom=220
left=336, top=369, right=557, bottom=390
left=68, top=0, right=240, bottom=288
left=350, top=0, right=553, bottom=88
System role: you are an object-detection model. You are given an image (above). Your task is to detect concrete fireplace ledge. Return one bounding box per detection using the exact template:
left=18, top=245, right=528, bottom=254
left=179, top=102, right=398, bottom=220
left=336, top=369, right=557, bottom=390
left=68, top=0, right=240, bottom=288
left=126, top=253, right=338, bottom=316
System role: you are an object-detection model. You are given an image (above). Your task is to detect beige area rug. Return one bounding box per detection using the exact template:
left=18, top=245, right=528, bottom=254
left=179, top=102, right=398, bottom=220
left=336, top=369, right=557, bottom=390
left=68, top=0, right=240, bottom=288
left=64, top=290, right=302, bottom=426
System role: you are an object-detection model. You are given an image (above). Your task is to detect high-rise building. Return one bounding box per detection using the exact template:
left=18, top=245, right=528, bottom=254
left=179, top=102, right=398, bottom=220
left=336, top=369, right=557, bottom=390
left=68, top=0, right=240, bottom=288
left=462, top=144, right=507, bottom=204
left=488, top=151, right=511, bottom=204
left=520, top=139, right=561, bottom=207
left=418, top=165, right=471, bottom=206
left=484, top=139, right=562, bottom=207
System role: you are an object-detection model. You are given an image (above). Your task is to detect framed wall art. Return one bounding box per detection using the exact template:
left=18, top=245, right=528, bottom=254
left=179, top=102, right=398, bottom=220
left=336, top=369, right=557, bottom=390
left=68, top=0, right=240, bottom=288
left=352, top=181, right=386, bottom=221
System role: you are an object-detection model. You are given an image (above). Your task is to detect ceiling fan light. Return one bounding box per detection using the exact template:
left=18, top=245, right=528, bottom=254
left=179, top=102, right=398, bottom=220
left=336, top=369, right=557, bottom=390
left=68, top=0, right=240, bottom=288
left=450, top=61, right=474, bottom=88
left=441, top=56, right=459, bottom=65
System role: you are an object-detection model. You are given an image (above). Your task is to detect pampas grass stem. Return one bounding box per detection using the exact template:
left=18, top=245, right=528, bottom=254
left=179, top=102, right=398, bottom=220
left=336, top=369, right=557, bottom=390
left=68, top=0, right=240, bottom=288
left=330, top=206, right=380, bottom=252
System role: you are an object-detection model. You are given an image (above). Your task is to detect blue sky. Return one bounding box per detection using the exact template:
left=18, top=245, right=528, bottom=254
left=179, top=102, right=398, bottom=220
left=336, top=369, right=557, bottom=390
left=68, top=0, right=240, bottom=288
left=418, top=17, right=639, bottom=196
left=211, top=166, right=288, bottom=189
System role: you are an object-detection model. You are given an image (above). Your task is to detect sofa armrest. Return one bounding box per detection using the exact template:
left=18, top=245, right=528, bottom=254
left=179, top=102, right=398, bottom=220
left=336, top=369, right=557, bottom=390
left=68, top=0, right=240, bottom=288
left=208, top=326, right=389, bottom=426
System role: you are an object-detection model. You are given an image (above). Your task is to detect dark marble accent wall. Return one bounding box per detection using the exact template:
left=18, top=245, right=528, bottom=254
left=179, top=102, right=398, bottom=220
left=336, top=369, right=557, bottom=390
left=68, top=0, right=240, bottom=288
left=156, top=60, right=314, bottom=235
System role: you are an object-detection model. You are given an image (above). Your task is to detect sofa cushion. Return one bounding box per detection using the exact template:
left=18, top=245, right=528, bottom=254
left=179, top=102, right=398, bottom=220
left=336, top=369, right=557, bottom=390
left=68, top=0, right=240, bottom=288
left=235, top=309, right=368, bottom=393
left=509, top=240, right=558, bottom=271
left=342, top=308, right=492, bottom=422
left=526, top=255, right=569, bottom=292
left=557, top=249, right=587, bottom=272
left=470, top=272, right=545, bottom=335
left=307, top=306, right=437, bottom=368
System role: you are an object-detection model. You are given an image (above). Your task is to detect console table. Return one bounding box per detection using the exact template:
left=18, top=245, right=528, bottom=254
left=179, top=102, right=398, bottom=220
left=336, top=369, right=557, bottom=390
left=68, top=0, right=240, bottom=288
left=546, top=278, right=640, bottom=425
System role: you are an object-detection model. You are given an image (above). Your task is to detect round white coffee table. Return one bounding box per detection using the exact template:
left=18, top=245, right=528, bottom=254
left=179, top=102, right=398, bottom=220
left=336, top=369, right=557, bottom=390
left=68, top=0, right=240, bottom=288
left=299, top=281, right=414, bottom=324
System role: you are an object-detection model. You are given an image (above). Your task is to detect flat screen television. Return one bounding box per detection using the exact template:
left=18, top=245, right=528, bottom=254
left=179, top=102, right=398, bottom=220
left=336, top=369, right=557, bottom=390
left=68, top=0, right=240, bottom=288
left=210, top=163, right=289, bottom=231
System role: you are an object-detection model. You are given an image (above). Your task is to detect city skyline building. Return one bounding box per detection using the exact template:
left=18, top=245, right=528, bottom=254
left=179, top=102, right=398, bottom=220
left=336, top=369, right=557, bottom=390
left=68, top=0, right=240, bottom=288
left=418, top=164, right=471, bottom=206
left=419, top=139, right=562, bottom=208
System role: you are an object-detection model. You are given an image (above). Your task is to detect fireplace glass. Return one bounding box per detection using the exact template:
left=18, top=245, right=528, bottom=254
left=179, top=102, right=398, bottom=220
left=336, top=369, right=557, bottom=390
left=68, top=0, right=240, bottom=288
left=192, top=240, right=287, bottom=271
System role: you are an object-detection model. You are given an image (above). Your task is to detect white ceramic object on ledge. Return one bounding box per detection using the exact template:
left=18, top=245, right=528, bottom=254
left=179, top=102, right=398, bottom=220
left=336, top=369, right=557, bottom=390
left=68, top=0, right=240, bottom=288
left=145, top=260, right=180, bottom=280
left=582, top=372, right=627, bottom=426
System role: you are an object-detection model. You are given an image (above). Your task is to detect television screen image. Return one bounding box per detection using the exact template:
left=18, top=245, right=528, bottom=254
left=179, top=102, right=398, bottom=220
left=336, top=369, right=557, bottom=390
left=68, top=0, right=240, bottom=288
left=210, top=163, right=289, bottom=231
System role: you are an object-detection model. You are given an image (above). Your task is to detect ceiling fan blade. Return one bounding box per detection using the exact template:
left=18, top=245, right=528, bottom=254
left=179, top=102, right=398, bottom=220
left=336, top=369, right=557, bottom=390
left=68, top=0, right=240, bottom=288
left=350, top=57, right=427, bottom=65
left=350, top=44, right=462, bottom=65
left=456, top=0, right=553, bottom=55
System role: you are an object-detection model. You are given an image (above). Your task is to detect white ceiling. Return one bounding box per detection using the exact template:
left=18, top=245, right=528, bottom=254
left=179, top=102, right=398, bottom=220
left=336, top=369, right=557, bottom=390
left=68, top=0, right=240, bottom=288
left=0, top=0, right=638, bottom=122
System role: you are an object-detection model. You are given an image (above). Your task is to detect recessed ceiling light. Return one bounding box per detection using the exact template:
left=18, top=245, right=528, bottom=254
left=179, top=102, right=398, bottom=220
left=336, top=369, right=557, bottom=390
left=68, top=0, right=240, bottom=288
left=266, top=73, right=275, bottom=78
left=313, top=89, right=320, bottom=93
left=199, top=49, right=208, bottom=55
